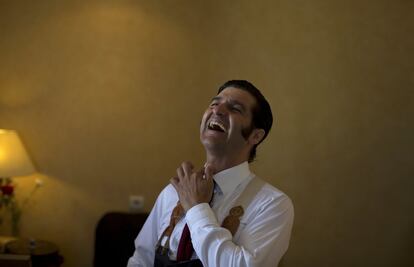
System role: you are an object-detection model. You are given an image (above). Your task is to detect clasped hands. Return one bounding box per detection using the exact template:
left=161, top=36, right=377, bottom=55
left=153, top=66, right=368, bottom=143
left=170, top=161, right=214, bottom=212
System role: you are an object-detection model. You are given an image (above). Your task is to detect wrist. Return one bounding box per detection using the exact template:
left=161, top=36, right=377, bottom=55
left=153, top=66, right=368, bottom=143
left=182, top=200, right=204, bottom=212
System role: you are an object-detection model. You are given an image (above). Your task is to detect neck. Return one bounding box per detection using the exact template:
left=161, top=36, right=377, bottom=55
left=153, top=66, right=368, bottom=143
left=205, top=153, right=248, bottom=174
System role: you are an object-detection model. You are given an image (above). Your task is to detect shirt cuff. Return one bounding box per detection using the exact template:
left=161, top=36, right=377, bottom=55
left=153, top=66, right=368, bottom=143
left=186, top=203, right=218, bottom=232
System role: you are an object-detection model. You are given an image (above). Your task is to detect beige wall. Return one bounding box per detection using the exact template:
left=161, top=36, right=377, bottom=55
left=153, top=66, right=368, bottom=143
left=0, top=1, right=412, bottom=266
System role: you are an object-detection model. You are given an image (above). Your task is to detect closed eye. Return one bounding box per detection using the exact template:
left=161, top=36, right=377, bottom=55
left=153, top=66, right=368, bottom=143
left=209, top=97, right=221, bottom=108
left=231, top=106, right=242, bottom=113
left=229, top=103, right=245, bottom=114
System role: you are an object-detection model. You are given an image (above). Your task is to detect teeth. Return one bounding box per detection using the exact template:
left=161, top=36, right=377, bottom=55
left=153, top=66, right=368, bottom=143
left=208, top=121, right=226, bottom=132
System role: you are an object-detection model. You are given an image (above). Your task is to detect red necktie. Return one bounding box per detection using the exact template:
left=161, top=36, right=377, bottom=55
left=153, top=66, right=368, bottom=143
left=176, top=224, right=193, bottom=261
left=176, top=183, right=216, bottom=261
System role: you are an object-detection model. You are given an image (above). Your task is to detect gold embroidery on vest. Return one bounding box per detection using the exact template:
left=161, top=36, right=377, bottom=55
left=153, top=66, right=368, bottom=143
left=221, top=205, right=244, bottom=235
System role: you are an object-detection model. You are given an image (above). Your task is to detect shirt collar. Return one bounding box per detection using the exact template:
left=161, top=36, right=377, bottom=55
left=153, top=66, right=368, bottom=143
left=212, top=161, right=252, bottom=196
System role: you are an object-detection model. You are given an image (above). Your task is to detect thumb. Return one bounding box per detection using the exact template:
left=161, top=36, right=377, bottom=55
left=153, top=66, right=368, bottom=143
left=204, top=164, right=215, bottom=181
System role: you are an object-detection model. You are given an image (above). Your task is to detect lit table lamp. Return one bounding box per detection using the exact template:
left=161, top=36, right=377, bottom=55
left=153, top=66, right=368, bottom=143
left=0, top=129, right=35, bottom=180
left=0, top=129, right=36, bottom=238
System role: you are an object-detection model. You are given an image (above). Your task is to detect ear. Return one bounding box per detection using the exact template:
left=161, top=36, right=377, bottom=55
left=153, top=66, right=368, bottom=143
left=248, top=128, right=266, bottom=145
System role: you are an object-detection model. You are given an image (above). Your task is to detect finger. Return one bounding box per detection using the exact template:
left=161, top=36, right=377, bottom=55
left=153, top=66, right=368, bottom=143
left=181, top=161, right=194, bottom=177
left=176, top=166, right=184, bottom=179
left=195, top=168, right=205, bottom=179
left=170, top=176, right=179, bottom=189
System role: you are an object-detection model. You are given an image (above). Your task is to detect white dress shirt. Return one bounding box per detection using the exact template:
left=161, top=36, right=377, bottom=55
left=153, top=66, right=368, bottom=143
left=127, top=162, right=294, bottom=267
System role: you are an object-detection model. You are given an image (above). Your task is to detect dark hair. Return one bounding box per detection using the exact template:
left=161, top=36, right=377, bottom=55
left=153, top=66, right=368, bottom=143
left=218, top=80, right=273, bottom=162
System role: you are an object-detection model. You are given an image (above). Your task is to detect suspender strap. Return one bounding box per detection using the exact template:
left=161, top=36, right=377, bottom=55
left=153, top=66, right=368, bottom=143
left=236, top=176, right=265, bottom=210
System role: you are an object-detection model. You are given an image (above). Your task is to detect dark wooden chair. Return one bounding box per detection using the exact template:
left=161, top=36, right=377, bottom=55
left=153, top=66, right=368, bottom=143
left=93, top=212, right=148, bottom=267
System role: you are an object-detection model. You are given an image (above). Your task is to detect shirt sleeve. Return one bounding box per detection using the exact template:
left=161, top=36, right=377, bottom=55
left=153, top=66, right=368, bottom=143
left=186, top=195, right=294, bottom=267
left=127, top=186, right=173, bottom=267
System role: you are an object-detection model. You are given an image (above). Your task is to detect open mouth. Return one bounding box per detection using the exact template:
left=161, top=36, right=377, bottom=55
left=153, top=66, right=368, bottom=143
left=207, top=121, right=226, bottom=133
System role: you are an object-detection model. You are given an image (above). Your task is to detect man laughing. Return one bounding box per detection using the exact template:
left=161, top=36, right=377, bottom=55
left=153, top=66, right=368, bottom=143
left=128, top=80, right=294, bottom=267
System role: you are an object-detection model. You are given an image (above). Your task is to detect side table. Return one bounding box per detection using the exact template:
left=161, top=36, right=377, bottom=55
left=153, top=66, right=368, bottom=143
left=0, top=236, right=17, bottom=253
left=5, top=238, right=63, bottom=267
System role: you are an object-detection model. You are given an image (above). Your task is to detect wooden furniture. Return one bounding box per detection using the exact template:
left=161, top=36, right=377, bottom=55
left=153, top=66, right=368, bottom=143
left=0, top=254, right=32, bottom=267
left=0, top=236, right=17, bottom=253
left=5, top=238, right=63, bottom=267
left=94, top=212, right=148, bottom=267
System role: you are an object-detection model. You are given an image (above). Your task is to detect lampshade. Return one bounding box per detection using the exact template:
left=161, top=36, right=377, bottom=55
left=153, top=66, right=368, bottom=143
left=0, top=129, right=35, bottom=178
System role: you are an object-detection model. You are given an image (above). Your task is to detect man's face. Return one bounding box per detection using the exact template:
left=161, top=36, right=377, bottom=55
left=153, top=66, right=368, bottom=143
left=200, top=87, right=257, bottom=154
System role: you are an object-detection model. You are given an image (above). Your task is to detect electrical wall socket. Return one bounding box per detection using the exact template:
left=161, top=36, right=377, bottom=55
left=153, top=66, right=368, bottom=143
left=129, top=195, right=144, bottom=212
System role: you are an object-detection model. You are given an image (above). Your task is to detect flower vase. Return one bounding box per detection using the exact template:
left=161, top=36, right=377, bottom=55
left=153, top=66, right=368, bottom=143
left=9, top=200, right=21, bottom=237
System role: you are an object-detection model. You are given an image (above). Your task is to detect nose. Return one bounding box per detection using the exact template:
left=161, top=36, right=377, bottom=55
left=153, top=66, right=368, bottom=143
left=212, top=103, right=227, bottom=116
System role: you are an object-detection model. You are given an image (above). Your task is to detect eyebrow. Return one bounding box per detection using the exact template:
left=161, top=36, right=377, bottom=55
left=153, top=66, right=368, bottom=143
left=210, top=96, right=247, bottom=112
left=211, top=96, right=222, bottom=102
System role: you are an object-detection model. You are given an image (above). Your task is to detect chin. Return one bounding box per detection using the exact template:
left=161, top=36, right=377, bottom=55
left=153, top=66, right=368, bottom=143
left=201, top=136, right=224, bottom=149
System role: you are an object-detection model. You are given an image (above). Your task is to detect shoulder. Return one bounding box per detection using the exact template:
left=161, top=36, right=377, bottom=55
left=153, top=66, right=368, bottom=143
left=262, top=181, right=293, bottom=206
left=249, top=177, right=294, bottom=217
left=160, top=183, right=178, bottom=197
left=151, top=184, right=179, bottom=232
left=156, top=183, right=179, bottom=207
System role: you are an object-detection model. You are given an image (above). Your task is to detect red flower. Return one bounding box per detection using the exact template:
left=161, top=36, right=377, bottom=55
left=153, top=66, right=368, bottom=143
left=1, top=185, right=14, bottom=195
